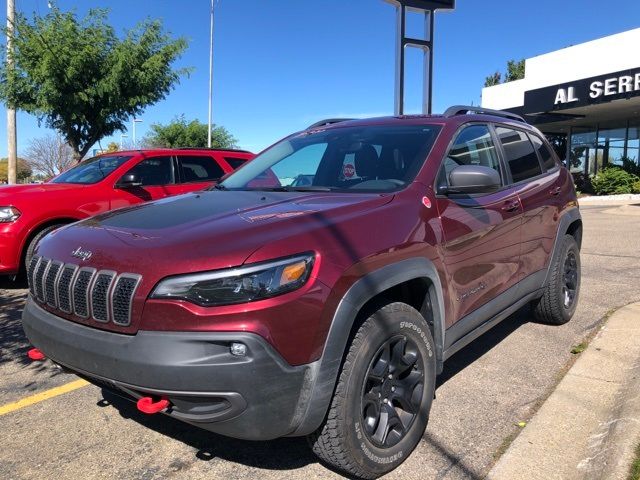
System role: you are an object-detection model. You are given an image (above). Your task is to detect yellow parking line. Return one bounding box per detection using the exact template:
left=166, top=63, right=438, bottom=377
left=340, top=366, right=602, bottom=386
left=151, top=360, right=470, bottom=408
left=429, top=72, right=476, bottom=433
left=0, top=379, right=89, bottom=416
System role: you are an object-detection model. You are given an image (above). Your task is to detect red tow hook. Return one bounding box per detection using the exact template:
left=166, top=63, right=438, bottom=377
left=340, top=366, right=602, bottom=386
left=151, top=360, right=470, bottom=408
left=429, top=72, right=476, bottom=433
left=27, top=348, right=46, bottom=361
left=136, top=396, right=170, bottom=414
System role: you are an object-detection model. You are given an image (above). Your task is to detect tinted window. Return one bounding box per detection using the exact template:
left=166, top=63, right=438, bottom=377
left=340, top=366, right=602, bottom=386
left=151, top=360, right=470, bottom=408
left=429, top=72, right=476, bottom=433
left=440, top=125, right=502, bottom=185
left=221, top=125, right=441, bottom=192
left=179, top=156, right=225, bottom=182
left=496, top=127, right=542, bottom=183
left=529, top=134, right=557, bottom=171
left=125, top=156, right=174, bottom=186
left=224, top=157, right=247, bottom=169
left=51, top=155, right=131, bottom=184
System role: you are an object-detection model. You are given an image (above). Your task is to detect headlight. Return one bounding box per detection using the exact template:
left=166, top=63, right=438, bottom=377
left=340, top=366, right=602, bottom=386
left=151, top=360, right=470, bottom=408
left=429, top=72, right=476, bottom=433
left=151, top=253, right=315, bottom=307
left=0, top=206, right=20, bottom=223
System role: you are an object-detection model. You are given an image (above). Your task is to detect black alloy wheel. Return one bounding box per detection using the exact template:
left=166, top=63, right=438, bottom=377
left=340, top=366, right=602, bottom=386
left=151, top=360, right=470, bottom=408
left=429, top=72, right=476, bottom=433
left=361, top=335, right=424, bottom=448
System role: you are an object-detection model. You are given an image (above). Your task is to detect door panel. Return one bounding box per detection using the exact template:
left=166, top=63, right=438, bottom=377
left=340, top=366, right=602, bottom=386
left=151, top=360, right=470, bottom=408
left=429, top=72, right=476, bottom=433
left=436, top=191, right=522, bottom=328
left=435, top=124, right=522, bottom=329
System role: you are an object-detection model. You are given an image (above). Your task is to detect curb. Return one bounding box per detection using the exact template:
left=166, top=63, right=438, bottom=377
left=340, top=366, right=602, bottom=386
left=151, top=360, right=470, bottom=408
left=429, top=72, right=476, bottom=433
left=487, top=302, right=640, bottom=480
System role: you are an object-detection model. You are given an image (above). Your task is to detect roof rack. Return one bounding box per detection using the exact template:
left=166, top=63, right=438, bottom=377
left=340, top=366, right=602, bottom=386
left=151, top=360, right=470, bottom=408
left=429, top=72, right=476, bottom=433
left=443, top=105, right=525, bottom=123
left=175, top=147, right=252, bottom=153
left=307, top=118, right=354, bottom=130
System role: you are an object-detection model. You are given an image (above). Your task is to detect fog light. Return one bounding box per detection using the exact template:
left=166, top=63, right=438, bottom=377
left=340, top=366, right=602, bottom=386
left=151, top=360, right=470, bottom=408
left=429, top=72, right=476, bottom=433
left=230, top=342, right=247, bottom=356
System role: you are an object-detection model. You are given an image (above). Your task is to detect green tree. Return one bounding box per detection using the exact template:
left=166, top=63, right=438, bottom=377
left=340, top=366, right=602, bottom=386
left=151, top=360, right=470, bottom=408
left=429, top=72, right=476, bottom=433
left=0, top=157, right=32, bottom=182
left=484, top=71, right=501, bottom=87
left=105, top=142, right=120, bottom=153
left=144, top=116, right=238, bottom=149
left=0, top=7, right=189, bottom=160
left=505, top=59, right=526, bottom=82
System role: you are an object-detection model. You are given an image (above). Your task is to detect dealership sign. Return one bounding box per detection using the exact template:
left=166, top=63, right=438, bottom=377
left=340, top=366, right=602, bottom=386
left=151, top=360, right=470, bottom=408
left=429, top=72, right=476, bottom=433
left=523, top=67, right=640, bottom=113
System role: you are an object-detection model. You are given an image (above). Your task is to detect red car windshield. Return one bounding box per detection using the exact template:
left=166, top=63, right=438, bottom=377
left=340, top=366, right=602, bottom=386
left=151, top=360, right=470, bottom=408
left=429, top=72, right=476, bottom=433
left=51, top=155, right=132, bottom=184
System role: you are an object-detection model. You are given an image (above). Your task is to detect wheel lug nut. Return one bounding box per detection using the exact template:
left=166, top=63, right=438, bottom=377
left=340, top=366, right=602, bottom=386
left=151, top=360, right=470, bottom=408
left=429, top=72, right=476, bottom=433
left=378, top=393, right=381, bottom=398
left=383, top=398, right=388, bottom=404
left=391, top=387, right=395, bottom=392
left=388, top=374, right=393, bottom=379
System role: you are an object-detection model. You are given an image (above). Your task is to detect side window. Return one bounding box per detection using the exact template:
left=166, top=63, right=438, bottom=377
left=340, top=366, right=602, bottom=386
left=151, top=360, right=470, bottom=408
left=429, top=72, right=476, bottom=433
left=496, top=127, right=543, bottom=183
left=125, top=156, right=174, bottom=186
left=440, top=124, right=502, bottom=185
left=529, top=134, right=557, bottom=171
left=224, top=157, right=247, bottom=169
left=178, top=156, right=225, bottom=182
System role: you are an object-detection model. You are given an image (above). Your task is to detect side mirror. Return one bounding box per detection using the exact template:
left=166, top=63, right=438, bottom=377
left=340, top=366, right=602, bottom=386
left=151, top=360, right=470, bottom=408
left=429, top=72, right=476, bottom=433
left=445, top=165, right=501, bottom=195
left=116, top=173, right=142, bottom=188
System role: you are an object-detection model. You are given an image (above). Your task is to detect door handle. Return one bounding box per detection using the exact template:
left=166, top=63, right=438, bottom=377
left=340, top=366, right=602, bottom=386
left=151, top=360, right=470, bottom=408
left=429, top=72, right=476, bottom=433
left=550, top=187, right=562, bottom=196
left=501, top=200, right=520, bottom=212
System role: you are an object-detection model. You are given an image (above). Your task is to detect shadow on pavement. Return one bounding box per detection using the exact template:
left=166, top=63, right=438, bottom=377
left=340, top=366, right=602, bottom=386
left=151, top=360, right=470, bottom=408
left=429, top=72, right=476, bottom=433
left=100, top=388, right=320, bottom=473
left=436, top=307, right=529, bottom=388
left=0, top=287, right=41, bottom=368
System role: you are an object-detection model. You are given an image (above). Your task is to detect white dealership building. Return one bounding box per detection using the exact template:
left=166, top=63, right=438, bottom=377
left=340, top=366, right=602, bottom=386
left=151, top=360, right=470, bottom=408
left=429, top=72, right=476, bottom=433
left=481, top=28, right=640, bottom=177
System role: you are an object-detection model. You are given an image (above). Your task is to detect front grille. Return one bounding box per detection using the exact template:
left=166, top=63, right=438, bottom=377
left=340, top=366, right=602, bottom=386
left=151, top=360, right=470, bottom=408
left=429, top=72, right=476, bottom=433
left=29, top=255, right=142, bottom=327
left=111, top=274, right=142, bottom=326
left=91, top=271, right=116, bottom=323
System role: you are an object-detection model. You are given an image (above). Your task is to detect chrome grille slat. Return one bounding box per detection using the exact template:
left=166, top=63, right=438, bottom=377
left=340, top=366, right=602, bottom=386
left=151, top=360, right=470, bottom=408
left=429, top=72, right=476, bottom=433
left=27, top=256, right=41, bottom=296
left=72, top=268, right=96, bottom=318
left=35, top=258, right=50, bottom=302
left=90, top=271, right=116, bottom=323
left=111, top=274, right=142, bottom=326
left=57, top=264, right=78, bottom=314
left=45, top=261, right=63, bottom=307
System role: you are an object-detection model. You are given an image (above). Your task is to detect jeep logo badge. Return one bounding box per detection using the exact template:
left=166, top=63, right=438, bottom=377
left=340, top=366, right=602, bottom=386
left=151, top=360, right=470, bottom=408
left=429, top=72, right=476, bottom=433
left=71, top=247, right=93, bottom=261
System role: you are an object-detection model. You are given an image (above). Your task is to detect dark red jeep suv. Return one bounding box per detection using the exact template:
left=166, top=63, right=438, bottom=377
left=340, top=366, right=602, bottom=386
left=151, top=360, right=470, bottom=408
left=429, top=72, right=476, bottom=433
left=22, top=107, right=582, bottom=479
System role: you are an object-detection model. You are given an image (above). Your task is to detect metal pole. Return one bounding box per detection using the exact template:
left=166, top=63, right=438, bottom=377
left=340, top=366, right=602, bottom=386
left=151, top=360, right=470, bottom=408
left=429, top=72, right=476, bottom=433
left=132, top=119, right=136, bottom=147
left=424, top=11, right=434, bottom=114
left=207, top=0, right=214, bottom=148
left=6, top=0, right=17, bottom=184
left=394, top=4, right=405, bottom=116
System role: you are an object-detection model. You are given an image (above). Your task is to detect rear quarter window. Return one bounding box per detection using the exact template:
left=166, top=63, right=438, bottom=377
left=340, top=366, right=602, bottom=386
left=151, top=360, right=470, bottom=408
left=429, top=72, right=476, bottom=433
left=178, top=155, right=225, bottom=182
left=496, top=127, right=543, bottom=183
left=529, top=134, right=557, bottom=171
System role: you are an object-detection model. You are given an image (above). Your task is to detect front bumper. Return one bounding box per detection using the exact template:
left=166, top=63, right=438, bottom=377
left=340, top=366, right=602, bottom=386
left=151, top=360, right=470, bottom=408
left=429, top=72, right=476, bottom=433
left=0, top=222, right=22, bottom=274
left=22, top=298, right=316, bottom=440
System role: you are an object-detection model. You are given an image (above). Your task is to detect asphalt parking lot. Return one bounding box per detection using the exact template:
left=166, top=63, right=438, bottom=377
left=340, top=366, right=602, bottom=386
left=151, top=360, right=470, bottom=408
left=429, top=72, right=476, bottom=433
left=1, top=204, right=639, bottom=480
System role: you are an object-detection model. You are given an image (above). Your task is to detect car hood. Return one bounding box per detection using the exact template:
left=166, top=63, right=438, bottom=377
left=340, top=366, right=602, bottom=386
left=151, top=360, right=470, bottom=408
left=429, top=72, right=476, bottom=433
left=0, top=182, right=82, bottom=202
left=37, top=189, right=393, bottom=277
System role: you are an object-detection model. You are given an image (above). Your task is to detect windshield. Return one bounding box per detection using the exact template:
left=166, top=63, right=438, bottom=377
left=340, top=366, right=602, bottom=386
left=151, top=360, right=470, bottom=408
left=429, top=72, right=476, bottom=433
left=51, top=155, right=132, bottom=184
left=219, top=124, right=441, bottom=192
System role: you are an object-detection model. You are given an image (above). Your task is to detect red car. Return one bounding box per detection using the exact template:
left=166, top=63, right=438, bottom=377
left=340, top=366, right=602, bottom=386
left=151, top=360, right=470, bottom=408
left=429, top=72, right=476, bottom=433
left=0, top=148, right=253, bottom=279
left=23, top=107, right=581, bottom=478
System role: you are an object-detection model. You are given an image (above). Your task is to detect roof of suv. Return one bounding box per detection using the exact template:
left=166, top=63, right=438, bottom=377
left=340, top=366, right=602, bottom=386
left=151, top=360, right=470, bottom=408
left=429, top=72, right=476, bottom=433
left=305, top=105, right=535, bottom=132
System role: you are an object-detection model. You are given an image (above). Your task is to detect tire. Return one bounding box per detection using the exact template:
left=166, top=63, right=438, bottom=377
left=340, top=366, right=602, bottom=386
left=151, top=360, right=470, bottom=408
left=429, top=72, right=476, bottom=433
left=531, top=234, right=581, bottom=325
left=308, top=302, right=436, bottom=479
left=23, top=224, right=65, bottom=273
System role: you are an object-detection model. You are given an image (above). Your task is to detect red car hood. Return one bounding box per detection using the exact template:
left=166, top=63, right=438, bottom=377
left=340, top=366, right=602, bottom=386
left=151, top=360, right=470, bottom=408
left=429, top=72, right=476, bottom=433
left=0, top=182, right=84, bottom=202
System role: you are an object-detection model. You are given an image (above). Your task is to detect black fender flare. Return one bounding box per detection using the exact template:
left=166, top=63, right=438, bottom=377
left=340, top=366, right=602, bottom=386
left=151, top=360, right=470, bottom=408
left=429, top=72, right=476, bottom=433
left=543, top=206, right=582, bottom=287
left=290, top=257, right=445, bottom=436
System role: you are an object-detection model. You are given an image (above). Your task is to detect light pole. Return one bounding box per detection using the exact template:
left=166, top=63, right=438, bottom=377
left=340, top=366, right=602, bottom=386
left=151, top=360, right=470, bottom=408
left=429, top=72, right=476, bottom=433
left=207, top=0, right=215, bottom=148
left=120, top=133, right=128, bottom=150
left=6, top=0, right=16, bottom=184
left=132, top=118, right=143, bottom=147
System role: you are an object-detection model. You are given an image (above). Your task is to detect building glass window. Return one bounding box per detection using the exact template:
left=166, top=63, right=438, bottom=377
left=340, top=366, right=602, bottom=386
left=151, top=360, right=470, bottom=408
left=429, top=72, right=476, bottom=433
left=569, top=128, right=596, bottom=175
left=627, top=119, right=640, bottom=165
left=597, top=122, right=627, bottom=169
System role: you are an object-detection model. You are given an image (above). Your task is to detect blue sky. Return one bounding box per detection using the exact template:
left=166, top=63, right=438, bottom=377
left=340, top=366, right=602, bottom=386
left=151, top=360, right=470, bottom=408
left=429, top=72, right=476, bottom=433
left=2, top=0, right=640, bottom=157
